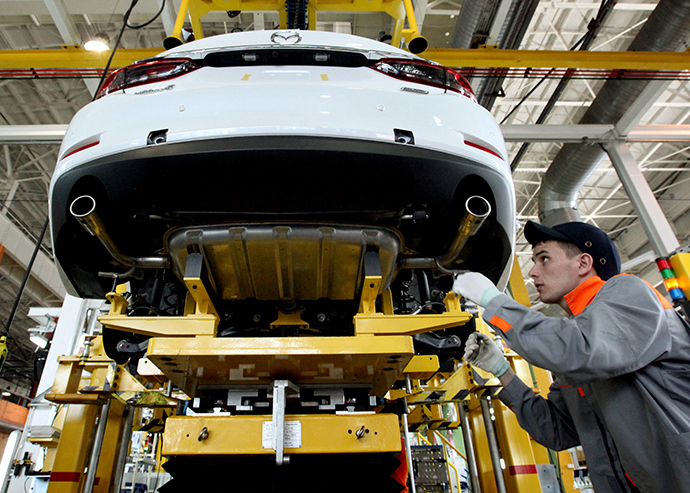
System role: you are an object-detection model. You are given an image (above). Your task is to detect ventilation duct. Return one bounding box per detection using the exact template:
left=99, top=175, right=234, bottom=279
left=475, top=0, right=540, bottom=109
left=449, top=0, right=490, bottom=49
left=508, top=0, right=617, bottom=172
left=538, top=0, right=690, bottom=226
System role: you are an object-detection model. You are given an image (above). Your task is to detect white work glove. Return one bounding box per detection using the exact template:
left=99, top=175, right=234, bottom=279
left=452, top=272, right=501, bottom=308
left=463, top=332, right=510, bottom=377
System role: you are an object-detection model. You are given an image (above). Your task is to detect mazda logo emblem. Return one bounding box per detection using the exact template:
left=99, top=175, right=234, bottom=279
left=270, top=31, right=302, bottom=45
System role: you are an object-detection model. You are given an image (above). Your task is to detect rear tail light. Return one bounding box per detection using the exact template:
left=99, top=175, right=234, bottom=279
left=371, top=58, right=477, bottom=102
left=95, top=58, right=200, bottom=99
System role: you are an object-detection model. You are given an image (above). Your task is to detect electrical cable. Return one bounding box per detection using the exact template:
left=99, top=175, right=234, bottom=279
left=92, top=0, right=141, bottom=100
left=126, top=0, right=166, bottom=29
left=506, top=0, right=617, bottom=171
left=499, top=27, right=591, bottom=126
left=0, top=216, right=48, bottom=380
left=499, top=0, right=612, bottom=126
left=2, top=217, right=49, bottom=339
left=499, top=70, right=554, bottom=125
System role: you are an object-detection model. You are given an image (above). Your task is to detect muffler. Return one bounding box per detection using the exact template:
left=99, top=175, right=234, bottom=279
left=70, top=195, right=170, bottom=273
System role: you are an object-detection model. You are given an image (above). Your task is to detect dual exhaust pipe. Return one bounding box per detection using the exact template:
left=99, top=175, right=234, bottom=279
left=71, top=193, right=489, bottom=278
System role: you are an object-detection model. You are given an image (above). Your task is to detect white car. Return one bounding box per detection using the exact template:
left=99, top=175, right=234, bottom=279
left=49, top=30, right=515, bottom=345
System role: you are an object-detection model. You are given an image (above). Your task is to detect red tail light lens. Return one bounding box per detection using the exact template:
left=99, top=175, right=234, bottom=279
left=95, top=58, right=201, bottom=99
left=371, top=58, right=477, bottom=102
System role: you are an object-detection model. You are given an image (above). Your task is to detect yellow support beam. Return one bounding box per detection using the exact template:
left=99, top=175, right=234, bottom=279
left=359, top=274, right=382, bottom=314
left=354, top=311, right=473, bottom=335
left=99, top=314, right=218, bottom=337
left=184, top=275, right=220, bottom=318
left=101, top=292, right=218, bottom=337
left=2, top=48, right=690, bottom=70
left=424, top=47, right=690, bottom=70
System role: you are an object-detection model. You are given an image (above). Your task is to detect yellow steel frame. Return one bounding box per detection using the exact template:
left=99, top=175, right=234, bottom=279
left=163, top=414, right=402, bottom=455
left=45, top=269, right=573, bottom=493
left=41, top=211, right=581, bottom=493
left=491, top=396, right=545, bottom=492
left=163, top=0, right=420, bottom=50
left=146, top=334, right=414, bottom=397
left=27, top=407, right=66, bottom=474
left=100, top=291, right=218, bottom=338
left=46, top=400, right=130, bottom=493
left=46, top=335, right=177, bottom=407
left=389, top=305, right=579, bottom=493
left=2, top=0, right=689, bottom=70
left=93, top=399, right=129, bottom=493
left=46, top=404, right=101, bottom=493
left=355, top=282, right=473, bottom=335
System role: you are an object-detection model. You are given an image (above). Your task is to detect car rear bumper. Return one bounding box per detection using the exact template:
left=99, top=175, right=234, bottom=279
left=51, top=135, right=514, bottom=298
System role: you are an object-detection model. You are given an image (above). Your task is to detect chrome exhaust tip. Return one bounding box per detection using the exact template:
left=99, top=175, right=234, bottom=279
left=70, top=195, right=170, bottom=273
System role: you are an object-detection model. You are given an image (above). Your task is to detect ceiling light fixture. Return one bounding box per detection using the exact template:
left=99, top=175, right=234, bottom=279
left=1, top=391, right=10, bottom=397
left=84, top=33, right=110, bottom=52
left=29, top=333, right=48, bottom=349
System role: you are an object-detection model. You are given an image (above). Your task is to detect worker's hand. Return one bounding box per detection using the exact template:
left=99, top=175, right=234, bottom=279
left=463, top=332, right=510, bottom=377
left=452, top=272, right=501, bottom=307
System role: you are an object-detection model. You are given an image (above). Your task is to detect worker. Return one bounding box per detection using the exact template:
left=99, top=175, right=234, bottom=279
left=453, top=220, right=690, bottom=493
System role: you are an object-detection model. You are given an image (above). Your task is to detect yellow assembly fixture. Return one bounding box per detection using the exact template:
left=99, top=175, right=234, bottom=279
left=37, top=247, right=585, bottom=493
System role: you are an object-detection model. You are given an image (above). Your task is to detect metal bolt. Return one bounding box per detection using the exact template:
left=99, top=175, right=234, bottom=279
left=356, top=426, right=365, bottom=439
left=252, top=314, right=262, bottom=323
left=316, top=313, right=326, bottom=323
left=198, top=426, right=209, bottom=442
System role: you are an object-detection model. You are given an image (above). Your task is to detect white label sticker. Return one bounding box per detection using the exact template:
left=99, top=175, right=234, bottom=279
left=262, top=421, right=302, bottom=449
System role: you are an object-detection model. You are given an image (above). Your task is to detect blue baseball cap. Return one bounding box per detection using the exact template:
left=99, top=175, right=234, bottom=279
left=524, top=221, right=621, bottom=280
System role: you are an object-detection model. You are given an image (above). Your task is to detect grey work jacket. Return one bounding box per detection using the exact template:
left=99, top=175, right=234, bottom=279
left=483, top=275, right=690, bottom=493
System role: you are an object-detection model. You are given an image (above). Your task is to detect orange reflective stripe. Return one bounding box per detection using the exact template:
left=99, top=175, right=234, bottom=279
left=578, top=387, right=585, bottom=397
left=489, top=315, right=513, bottom=333
left=625, top=473, right=637, bottom=487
